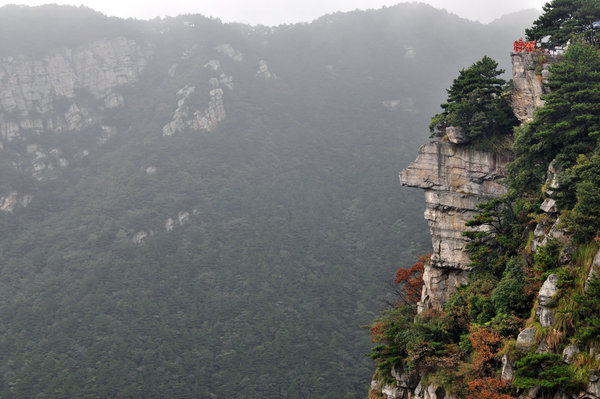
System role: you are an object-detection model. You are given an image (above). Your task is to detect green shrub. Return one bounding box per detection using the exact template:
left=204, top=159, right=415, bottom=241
left=513, top=353, right=582, bottom=392
left=491, top=257, right=531, bottom=317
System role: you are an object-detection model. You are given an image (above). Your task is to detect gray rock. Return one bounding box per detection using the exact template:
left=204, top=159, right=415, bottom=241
left=537, top=274, right=558, bottom=327
left=540, top=198, right=557, bottom=213
left=418, top=263, right=468, bottom=314
left=517, top=328, right=536, bottom=351
left=501, top=353, right=514, bottom=381
left=399, top=141, right=512, bottom=311
left=162, top=86, right=226, bottom=136
left=0, top=191, right=33, bottom=213
left=552, top=391, right=572, bottom=399
left=165, top=218, right=175, bottom=232
left=132, top=231, right=148, bottom=245
left=559, top=246, right=574, bottom=266
left=518, top=386, right=541, bottom=399
left=544, top=160, right=560, bottom=195
left=536, top=340, right=551, bottom=354
left=0, top=37, right=151, bottom=137
left=585, top=250, right=600, bottom=292
left=391, top=364, right=419, bottom=390
left=562, top=344, right=580, bottom=364
left=424, top=383, right=445, bottom=399
left=587, top=372, right=600, bottom=398
left=445, top=126, right=470, bottom=144
left=381, top=384, right=401, bottom=398
left=537, top=306, right=555, bottom=328
left=538, top=274, right=559, bottom=306
left=512, top=52, right=561, bottom=123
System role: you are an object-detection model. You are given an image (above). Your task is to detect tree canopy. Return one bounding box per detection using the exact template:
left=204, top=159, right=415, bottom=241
left=429, top=56, right=518, bottom=141
left=525, top=0, right=600, bottom=49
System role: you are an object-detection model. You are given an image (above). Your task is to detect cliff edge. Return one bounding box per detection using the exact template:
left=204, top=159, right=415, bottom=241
left=399, top=142, right=512, bottom=312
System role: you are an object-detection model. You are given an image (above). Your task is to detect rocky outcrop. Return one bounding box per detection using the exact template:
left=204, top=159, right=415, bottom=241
left=399, top=141, right=512, bottom=311
left=511, top=52, right=561, bottom=123
left=0, top=37, right=152, bottom=139
left=537, top=274, right=558, bottom=327
left=0, top=192, right=33, bottom=213
left=162, top=86, right=226, bottom=135
left=162, top=52, right=234, bottom=136
left=256, top=60, right=276, bottom=81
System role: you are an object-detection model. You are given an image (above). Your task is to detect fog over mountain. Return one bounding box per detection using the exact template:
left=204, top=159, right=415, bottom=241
left=0, top=4, right=539, bottom=397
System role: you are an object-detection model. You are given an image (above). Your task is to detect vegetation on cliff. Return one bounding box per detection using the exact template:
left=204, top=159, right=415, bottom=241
left=370, top=1, right=600, bottom=397
left=525, top=0, right=600, bottom=50
left=429, top=56, right=518, bottom=142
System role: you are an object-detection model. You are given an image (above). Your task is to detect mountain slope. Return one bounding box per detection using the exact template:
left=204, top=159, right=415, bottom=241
left=0, top=4, right=537, bottom=397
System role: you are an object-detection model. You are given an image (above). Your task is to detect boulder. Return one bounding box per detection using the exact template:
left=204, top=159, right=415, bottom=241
left=562, top=344, right=580, bottom=364
left=445, top=126, right=470, bottom=144
left=537, top=274, right=558, bottom=327
left=516, top=328, right=536, bottom=351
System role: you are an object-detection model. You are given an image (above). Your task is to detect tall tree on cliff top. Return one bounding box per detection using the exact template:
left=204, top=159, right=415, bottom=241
left=526, top=0, right=600, bottom=49
left=429, top=56, right=517, bottom=141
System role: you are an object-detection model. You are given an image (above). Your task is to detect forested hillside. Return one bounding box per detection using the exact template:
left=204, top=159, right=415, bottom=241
left=0, top=4, right=538, bottom=397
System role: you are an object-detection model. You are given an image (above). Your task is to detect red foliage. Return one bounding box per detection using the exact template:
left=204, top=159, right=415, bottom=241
left=394, top=254, right=430, bottom=305
left=466, top=377, right=515, bottom=399
left=469, top=327, right=503, bottom=375
left=369, top=322, right=387, bottom=343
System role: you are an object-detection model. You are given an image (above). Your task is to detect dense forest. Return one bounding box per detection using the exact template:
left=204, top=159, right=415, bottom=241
left=0, top=4, right=539, bottom=397
left=370, top=1, right=600, bottom=398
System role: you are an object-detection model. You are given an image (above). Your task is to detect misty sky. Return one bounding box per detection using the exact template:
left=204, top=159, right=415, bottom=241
left=1, top=0, right=548, bottom=25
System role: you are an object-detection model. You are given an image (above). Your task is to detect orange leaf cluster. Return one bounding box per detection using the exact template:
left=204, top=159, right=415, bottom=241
left=466, top=378, right=515, bottom=399
left=369, top=322, right=387, bottom=343
left=394, top=254, right=430, bottom=304
left=469, top=327, right=503, bottom=374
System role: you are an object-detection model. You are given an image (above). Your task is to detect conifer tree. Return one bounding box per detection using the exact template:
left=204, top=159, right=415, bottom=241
left=526, top=0, right=600, bottom=49
left=429, top=56, right=517, bottom=141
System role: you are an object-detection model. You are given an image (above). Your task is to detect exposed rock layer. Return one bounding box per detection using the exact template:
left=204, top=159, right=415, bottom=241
left=399, top=141, right=512, bottom=311
left=0, top=37, right=152, bottom=138
left=511, top=52, right=561, bottom=123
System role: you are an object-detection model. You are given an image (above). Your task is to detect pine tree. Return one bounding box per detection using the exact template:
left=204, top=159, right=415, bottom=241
left=429, top=56, right=518, bottom=141
left=526, top=0, right=600, bottom=49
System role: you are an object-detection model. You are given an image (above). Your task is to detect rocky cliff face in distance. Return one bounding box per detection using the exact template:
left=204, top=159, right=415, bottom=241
left=0, top=37, right=152, bottom=212
left=399, top=142, right=512, bottom=312
left=0, top=37, right=152, bottom=139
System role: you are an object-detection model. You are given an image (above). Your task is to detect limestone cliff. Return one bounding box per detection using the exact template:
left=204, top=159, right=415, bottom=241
left=0, top=36, right=152, bottom=139
left=400, top=142, right=512, bottom=312
left=0, top=37, right=152, bottom=212
left=511, top=52, right=561, bottom=123
left=398, top=51, right=556, bottom=314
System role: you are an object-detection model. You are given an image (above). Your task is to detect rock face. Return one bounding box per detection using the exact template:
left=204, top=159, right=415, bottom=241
left=537, top=274, right=559, bottom=327
left=399, top=141, right=512, bottom=311
left=445, top=126, right=469, bottom=144
left=511, top=52, right=561, bottom=123
left=0, top=37, right=152, bottom=139
left=0, top=36, right=152, bottom=211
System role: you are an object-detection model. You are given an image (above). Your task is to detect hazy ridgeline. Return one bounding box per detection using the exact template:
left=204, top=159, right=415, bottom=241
left=0, top=4, right=537, bottom=397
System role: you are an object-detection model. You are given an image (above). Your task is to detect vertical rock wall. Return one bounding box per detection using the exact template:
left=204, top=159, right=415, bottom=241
left=511, top=52, right=561, bottom=123
left=399, top=142, right=512, bottom=312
